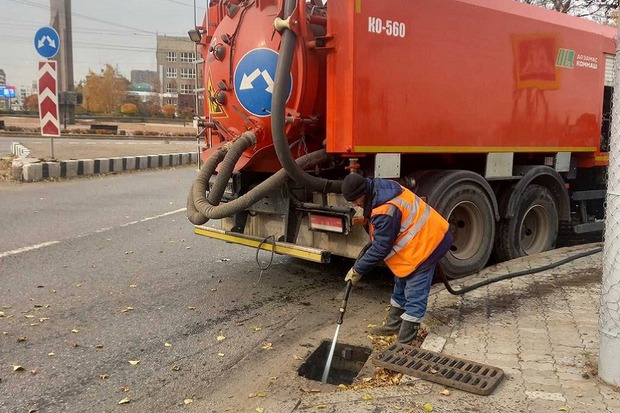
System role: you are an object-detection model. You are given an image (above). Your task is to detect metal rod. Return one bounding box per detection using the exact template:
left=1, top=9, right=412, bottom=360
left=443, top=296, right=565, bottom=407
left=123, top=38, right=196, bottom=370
left=321, top=324, right=340, bottom=383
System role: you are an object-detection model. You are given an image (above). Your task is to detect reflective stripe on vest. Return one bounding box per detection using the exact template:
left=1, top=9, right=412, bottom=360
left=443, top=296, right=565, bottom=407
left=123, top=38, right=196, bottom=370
left=370, top=186, right=449, bottom=277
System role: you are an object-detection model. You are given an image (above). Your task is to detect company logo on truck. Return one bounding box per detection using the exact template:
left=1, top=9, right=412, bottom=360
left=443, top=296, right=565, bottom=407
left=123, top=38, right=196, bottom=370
left=556, top=48, right=575, bottom=69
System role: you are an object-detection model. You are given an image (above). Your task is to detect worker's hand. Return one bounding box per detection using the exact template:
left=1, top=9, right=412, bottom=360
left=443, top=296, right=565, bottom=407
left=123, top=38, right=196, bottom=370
left=344, top=267, right=362, bottom=285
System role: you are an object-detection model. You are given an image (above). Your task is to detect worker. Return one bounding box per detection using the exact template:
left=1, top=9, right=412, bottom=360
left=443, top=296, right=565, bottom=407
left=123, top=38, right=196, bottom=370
left=341, top=174, right=453, bottom=345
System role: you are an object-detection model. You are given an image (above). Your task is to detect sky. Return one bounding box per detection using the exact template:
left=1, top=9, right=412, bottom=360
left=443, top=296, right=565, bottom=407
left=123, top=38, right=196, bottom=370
left=0, top=0, right=208, bottom=89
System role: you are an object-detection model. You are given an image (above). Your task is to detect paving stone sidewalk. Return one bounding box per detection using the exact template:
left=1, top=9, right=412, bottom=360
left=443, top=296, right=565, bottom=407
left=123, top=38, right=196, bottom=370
left=289, top=243, right=620, bottom=412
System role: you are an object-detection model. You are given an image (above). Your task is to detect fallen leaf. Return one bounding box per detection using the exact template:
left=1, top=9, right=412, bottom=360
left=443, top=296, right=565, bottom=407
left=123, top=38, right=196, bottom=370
left=210, top=288, right=217, bottom=292
left=293, top=355, right=304, bottom=360
left=367, top=323, right=376, bottom=328
left=71, top=329, right=79, bottom=333
left=99, top=374, right=109, bottom=379
left=30, top=323, right=39, bottom=327
left=30, top=370, right=37, bottom=375
left=129, top=284, right=137, bottom=288
left=164, top=342, right=172, bottom=347
left=300, top=388, right=321, bottom=393
left=184, top=398, right=193, bottom=405
left=248, top=393, right=257, bottom=398
left=118, top=397, right=130, bottom=405
left=251, top=326, right=262, bottom=332
left=256, top=392, right=267, bottom=398
left=17, top=337, right=27, bottom=342
left=172, top=365, right=181, bottom=371
left=440, top=389, right=451, bottom=396
left=0, top=311, right=4, bottom=317
left=262, top=342, right=273, bottom=350
left=25, top=315, right=35, bottom=318
left=315, top=405, right=327, bottom=409
left=120, top=387, right=130, bottom=393
left=39, top=317, right=49, bottom=322
left=255, top=408, right=264, bottom=413
left=217, top=335, right=226, bottom=342
left=129, top=360, right=140, bottom=365
left=95, top=344, right=104, bottom=349
left=559, top=406, right=572, bottom=412
left=217, top=353, right=225, bottom=357
left=121, top=307, right=134, bottom=313
left=48, top=352, right=55, bottom=356
left=13, top=365, right=24, bottom=372
left=28, top=409, right=38, bottom=413
left=423, top=402, right=433, bottom=412
left=430, top=369, right=438, bottom=374
left=362, top=394, right=372, bottom=400
left=187, top=306, right=196, bottom=310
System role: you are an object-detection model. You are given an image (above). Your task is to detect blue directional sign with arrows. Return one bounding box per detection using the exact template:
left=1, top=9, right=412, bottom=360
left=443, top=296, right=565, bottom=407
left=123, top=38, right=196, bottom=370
left=34, top=26, right=60, bottom=59
left=234, top=48, right=292, bottom=117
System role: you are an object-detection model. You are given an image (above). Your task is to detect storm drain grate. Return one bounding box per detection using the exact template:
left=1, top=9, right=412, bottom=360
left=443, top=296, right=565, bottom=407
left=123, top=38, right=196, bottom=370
left=373, top=343, right=504, bottom=395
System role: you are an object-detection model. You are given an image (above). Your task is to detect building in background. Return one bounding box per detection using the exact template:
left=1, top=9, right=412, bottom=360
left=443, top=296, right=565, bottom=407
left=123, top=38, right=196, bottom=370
left=156, top=35, right=201, bottom=110
left=0, top=69, right=6, bottom=86
left=18, top=81, right=38, bottom=109
left=130, top=69, right=158, bottom=91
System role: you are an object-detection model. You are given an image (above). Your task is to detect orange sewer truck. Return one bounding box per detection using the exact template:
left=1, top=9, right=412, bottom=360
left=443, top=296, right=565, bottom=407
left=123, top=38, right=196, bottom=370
left=186, top=0, right=616, bottom=278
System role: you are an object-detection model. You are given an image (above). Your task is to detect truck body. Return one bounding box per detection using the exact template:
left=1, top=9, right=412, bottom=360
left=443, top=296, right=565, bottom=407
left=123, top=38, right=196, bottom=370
left=188, top=0, right=616, bottom=278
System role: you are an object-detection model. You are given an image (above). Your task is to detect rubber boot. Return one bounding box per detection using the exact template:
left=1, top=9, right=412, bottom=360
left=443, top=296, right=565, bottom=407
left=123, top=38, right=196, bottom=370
left=397, top=320, right=420, bottom=345
left=370, top=306, right=405, bottom=335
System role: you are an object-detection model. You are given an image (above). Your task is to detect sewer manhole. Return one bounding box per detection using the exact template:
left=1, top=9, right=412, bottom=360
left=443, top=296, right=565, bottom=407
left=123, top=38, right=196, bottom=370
left=373, top=343, right=504, bottom=395
left=298, top=340, right=372, bottom=385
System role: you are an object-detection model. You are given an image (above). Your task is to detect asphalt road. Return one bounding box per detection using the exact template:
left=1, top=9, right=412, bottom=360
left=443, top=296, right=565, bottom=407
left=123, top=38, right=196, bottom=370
left=0, top=167, right=373, bottom=413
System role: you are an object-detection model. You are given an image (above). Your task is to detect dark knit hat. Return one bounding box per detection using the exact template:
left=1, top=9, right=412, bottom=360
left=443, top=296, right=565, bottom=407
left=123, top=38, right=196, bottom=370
left=342, top=174, right=368, bottom=201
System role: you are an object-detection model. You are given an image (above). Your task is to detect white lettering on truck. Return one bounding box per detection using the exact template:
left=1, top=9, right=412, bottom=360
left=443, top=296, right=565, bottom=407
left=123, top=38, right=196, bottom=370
left=368, top=17, right=406, bottom=38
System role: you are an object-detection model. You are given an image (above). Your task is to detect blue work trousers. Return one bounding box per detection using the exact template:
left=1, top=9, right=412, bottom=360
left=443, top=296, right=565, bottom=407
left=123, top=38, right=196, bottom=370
left=390, top=265, right=435, bottom=322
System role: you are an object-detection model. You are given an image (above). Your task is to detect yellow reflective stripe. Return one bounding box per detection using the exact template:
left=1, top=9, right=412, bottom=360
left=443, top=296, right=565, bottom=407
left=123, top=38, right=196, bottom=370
left=386, top=203, right=431, bottom=259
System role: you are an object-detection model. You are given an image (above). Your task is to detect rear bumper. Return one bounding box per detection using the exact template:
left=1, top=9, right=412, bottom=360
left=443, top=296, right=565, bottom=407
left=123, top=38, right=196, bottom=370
left=194, top=226, right=331, bottom=263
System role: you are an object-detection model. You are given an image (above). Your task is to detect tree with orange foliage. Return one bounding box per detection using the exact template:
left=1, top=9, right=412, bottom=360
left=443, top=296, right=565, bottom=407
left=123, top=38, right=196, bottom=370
left=23, top=94, right=39, bottom=112
left=81, top=64, right=129, bottom=114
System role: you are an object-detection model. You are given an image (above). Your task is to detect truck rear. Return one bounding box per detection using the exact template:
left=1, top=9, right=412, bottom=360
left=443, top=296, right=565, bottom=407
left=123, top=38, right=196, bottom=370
left=187, top=0, right=616, bottom=278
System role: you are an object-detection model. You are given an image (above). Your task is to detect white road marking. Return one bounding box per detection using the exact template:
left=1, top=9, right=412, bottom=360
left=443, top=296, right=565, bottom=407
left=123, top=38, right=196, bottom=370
left=0, top=208, right=187, bottom=258
left=0, top=241, right=60, bottom=259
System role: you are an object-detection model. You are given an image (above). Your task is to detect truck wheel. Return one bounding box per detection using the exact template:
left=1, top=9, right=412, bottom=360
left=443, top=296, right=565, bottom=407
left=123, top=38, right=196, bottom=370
left=494, top=184, right=558, bottom=262
left=435, top=183, right=495, bottom=278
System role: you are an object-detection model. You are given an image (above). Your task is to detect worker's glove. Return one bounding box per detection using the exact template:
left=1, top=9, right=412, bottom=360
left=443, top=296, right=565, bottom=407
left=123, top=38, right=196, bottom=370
left=344, top=267, right=362, bottom=285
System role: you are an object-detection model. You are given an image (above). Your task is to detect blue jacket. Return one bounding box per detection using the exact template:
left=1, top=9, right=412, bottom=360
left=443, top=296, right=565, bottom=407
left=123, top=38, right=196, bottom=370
left=353, top=178, right=452, bottom=276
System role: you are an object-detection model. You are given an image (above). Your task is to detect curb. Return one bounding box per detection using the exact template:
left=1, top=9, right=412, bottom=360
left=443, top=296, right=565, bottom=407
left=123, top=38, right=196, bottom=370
left=11, top=153, right=199, bottom=182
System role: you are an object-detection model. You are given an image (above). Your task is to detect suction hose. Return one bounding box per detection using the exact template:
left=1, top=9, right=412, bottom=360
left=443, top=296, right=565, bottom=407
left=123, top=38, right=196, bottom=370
left=187, top=148, right=332, bottom=224
left=271, top=0, right=341, bottom=194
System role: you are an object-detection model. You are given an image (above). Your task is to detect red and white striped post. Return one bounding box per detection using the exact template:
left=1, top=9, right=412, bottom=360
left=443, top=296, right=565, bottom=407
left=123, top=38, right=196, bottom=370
left=37, top=61, right=60, bottom=158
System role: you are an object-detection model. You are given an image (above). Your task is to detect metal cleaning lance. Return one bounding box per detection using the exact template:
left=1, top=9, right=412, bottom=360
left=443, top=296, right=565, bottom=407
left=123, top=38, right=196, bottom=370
left=321, top=280, right=353, bottom=383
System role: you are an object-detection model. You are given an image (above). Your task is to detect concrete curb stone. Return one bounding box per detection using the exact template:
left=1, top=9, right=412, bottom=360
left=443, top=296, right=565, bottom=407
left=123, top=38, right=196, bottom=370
left=14, top=152, right=198, bottom=182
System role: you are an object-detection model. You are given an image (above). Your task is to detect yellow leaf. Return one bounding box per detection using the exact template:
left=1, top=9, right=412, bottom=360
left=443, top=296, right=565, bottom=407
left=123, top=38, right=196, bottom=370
left=121, top=307, right=134, bottom=313
left=99, top=374, right=109, bottom=379
left=217, top=353, right=225, bottom=357
left=211, top=288, right=217, bottom=292
left=255, top=408, right=264, bottom=413
left=25, top=315, right=35, bottom=318
left=39, top=317, right=49, bottom=322
left=129, top=360, right=140, bottom=365
left=337, top=384, right=347, bottom=389
left=71, top=329, right=79, bottom=333
left=256, top=392, right=267, bottom=397
left=362, top=394, right=372, bottom=400
left=261, top=342, right=273, bottom=350
left=118, top=397, right=130, bottom=405
left=30, top=323, right=39, bottom=327
left=367, top=323, right=376, bottom=328
left=48, top=352, right=55, bottom=356
left=172, top=365, right=181, bottom=371
left=17, top=336, right=27, bottom=342
left=0, top=311, right=4, bottom=317
left=217, top=335, right=226, bottom=342
left=559, top=407, right=572, bottom=412
left=13, top=365, right=24, bottom=371
left=440, top=389, right=451, bottom=396
left=315, top=405, right=327, bottom=409
left=129, top=284, right=137, bottom=288
left=164, top=342, right=172, bottom=347
left=187, top=306, right=196, bottom=310
left=294, top=355, right=304, bottom=360
left=423, top=403, right=433, bottom=412
left=95, top=344, right=104, bottom=349
left=184, top=399, right=193, bottom=405
left=251, top=325, right=262, bottom=331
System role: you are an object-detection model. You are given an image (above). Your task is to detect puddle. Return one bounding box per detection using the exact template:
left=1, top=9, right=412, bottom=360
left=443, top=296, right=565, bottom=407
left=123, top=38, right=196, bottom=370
left=298, top=340, right=372, bottom=385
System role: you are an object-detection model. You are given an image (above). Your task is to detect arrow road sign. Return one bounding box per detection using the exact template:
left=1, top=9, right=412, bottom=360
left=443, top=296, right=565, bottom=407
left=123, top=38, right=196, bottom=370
left=38, top=61, right=60, bottom=137
left=34, top=26, right=60, bottom=59
left=234, top=48, right=292, bottom=117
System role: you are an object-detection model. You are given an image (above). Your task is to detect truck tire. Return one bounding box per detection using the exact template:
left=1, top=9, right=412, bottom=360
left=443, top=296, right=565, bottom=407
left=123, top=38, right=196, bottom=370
left=493, top=184, right=558, bottom=262
left=435, top=183, right=495, bottom=279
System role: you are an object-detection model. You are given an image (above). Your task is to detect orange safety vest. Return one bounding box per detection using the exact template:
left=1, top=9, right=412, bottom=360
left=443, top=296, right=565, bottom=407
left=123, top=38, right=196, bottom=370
left=370, top=186, right=449, bottom=277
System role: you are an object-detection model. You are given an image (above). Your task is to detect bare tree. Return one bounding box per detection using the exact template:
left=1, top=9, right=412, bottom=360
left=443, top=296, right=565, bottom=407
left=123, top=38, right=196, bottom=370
left=517, top=0, right=618, bottom=23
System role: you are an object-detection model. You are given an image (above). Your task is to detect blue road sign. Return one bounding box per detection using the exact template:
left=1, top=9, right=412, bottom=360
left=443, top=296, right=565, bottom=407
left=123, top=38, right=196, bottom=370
left=34, top=26, right=60, bottom=59
left=234, top=48, right=292, bottom=117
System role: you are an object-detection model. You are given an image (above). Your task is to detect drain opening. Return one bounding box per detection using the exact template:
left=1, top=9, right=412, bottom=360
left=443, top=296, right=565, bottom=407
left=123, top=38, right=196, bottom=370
left=298, top=340, right=372, bottom=385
